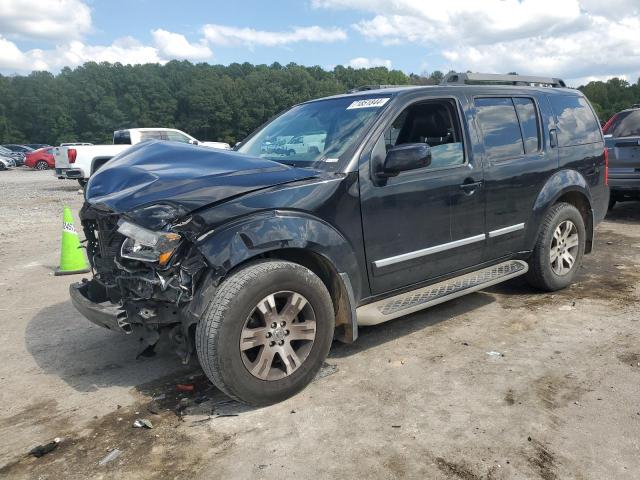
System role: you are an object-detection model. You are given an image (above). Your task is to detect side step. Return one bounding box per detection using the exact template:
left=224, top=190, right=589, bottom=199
left=356, top=260, right=528, bottom=326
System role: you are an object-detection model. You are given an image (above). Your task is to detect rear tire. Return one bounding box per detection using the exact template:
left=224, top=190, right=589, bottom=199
left=196, top=260, right=335, bottom=406
left=35, top=160, right=49, bottom=170
left=526, top=202, right=585, bottom=291
left=608, top=197, right=616, bottom=210
left=78, top=179, right=87, bottom=188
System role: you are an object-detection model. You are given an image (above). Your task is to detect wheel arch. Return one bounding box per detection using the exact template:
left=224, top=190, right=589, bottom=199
left=193, top=211, right=362, bottom=342
left=528, top=169, right=594, bottom=254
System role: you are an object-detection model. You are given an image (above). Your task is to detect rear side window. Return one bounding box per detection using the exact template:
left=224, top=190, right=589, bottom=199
left=113, top=131, right=131, bottom=145
left=140, top=131, right=167, bottom=142
left=474, top=97, right=524, bottom=160
left=513, top=98, right=540, bottom=154
left=606, top=110, right=640, bottom=137
left=549, top=95, right=601, bottom=146
left=166, top=131, right=191, bottom=143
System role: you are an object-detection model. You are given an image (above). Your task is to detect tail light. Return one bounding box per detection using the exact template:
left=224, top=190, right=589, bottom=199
left=604, top=147, right=609, bottom=185
left=67, top=148, right=77, bottom=163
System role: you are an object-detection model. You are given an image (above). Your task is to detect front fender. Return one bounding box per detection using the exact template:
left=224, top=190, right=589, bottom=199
left=195, top=210, right=363, bottom=301
left=525, top=169, right=593, bottom=251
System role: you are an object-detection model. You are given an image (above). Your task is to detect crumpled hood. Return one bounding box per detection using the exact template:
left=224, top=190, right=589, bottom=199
left=85, top=140, right=318, bottom=213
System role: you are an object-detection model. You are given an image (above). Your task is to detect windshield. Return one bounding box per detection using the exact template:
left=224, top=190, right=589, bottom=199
left=237, top=95, right=391, bottom=170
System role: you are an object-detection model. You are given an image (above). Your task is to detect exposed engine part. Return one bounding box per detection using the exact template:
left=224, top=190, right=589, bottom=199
left=79, top=204, right=210, bottom=361
left=139, top=308, right=157, bottom=320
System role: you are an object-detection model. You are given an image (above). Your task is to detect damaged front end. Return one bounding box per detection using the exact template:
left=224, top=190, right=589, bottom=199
left=72, top=203, right=209, bottom=363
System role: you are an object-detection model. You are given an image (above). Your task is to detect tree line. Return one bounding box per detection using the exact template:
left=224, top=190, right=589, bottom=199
left=0, top=61, right=638, bottom=145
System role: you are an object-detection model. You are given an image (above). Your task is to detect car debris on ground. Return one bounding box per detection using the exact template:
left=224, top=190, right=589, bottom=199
left=132, top=419, right=153, bottom=429
left=28, top=438, right=62, bottom=458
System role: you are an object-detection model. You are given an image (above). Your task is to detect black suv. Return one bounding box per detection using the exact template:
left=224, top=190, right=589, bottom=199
left=603, top=105, right=640, bottom=208
left=71, top=73, right=608, bottom=405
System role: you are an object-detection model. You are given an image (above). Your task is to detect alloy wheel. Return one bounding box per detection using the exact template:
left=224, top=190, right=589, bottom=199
left=550, top=220, right=579, bottom=276
left=240, top=291, right=317, bottom=381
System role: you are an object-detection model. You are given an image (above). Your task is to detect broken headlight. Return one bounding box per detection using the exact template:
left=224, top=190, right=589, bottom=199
left=125, top=203, right=188, bottom=231
left=118, top=220, right=181, bottom=266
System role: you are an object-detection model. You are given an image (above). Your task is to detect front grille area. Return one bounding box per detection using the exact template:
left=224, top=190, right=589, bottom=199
left=80, top=204, right=125, bottom=300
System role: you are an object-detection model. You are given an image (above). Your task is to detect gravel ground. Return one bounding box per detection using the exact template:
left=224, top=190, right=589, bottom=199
left=0, top=167, right=639, bottom=479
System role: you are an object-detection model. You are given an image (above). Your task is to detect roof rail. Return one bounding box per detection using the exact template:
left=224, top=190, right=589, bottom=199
left=441, top=72, right=566, bottom=88
left=347, top=84, right=410, bottom=93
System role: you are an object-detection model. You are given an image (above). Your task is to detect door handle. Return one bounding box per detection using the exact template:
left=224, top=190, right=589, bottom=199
left=459, top=180, right=483, bottom=193
left=549, top=128, right=558, bottom=148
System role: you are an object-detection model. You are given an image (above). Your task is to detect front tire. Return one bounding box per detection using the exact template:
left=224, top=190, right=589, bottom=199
left=526, top=202, right=585, bottom=291
left=196, top=260, right=335, bottom=406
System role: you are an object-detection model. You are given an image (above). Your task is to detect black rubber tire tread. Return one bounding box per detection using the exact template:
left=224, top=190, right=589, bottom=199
left=195, top=260, right=334, bottom=406
left=526, top=202, right=586, bottom=292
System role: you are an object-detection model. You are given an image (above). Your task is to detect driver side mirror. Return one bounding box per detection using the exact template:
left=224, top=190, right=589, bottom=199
left=378, top=143, right=432, bottom=178
left=189, top=139, right=199, bottom=145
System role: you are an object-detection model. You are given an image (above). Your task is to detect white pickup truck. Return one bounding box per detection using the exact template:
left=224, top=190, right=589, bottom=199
left=54, top=128, right=231, bottom=185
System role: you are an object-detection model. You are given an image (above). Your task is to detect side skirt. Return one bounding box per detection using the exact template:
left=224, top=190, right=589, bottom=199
left=356, top=260, right=528, bottom=326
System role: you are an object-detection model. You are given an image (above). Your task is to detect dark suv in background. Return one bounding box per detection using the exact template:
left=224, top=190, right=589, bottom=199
left=603, top=105, right=640, bottom=208
left=70, top=72, right=608, bottom=406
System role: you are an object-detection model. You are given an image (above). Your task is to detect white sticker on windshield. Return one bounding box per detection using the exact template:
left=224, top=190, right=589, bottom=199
left=346, top=98, right=390, bottom=110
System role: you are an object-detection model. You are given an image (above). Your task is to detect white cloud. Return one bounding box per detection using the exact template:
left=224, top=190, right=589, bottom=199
left=314, top=0, right=640, bottom=84
left=152, top=29, right=212, bottom=60
left=202, top=24, right=347, bottom=47
left=0, top=36, right=163, bottom=73
left=0, top=29, right=218, bottom=74
left=0, top=0, right=91, bottom=41
left=349, top=57, right=391, bottom=69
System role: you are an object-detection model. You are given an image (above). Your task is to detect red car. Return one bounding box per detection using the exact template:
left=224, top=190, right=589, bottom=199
left=25, top=147, right=55, bottom=170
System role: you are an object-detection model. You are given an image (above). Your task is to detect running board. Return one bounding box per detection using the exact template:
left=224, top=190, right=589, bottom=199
left=356, top=260, right=528, bottom=326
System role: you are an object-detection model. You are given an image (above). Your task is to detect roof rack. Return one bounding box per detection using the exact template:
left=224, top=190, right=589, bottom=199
left=347, top=84, right=410, bottom=93
left=441, top=72, right=566, bottom=88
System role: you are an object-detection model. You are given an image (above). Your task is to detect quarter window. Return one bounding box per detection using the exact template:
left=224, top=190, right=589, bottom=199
left=549, top=95, right=601, bottom=146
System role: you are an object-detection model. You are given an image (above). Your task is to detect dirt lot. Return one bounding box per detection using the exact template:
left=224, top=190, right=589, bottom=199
left=0, top=167, right=638, bottom=479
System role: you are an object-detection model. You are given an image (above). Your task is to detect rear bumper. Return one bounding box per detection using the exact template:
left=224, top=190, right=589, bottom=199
left=70, top=281, right=131, bottom=333
left=55, top=167, right=85, bottom=179
left=609, top=174, right=640, bottom=195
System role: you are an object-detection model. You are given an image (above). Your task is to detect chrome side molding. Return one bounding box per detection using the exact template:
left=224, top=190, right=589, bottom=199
left=488, top=223, right=525, bottom=238
left=373, top=223, right=525, bottom=269
left=373, top=234, right=485, bottom=268
left=357, top=260, right=528, bottom=326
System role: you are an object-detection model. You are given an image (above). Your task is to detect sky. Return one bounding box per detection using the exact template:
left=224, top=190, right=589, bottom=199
left=0, top=0, right=639, bottom=86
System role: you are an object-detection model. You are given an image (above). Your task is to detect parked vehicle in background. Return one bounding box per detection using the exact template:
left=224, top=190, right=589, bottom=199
left=25, top=147, right=55, bottom=170
left=60, top=142, right=94, bottom=146
left=603, top=105, right=640, bottom=208
left=2, top=144, right=34, bottom=154
left=1, top=144, right=31, bottom=166
left=55, top=128, right=231, bottom=185
left=282, top=133, right=327, bottom=156
left=113, top=128, right=231, bottom=149
left=25, top=143, right=51, bottom=150
left=70, top=73, right=608, bottom=406
left=0, top=154, right=14, bottom=170
left=0, top=146, right=24, bottom=165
